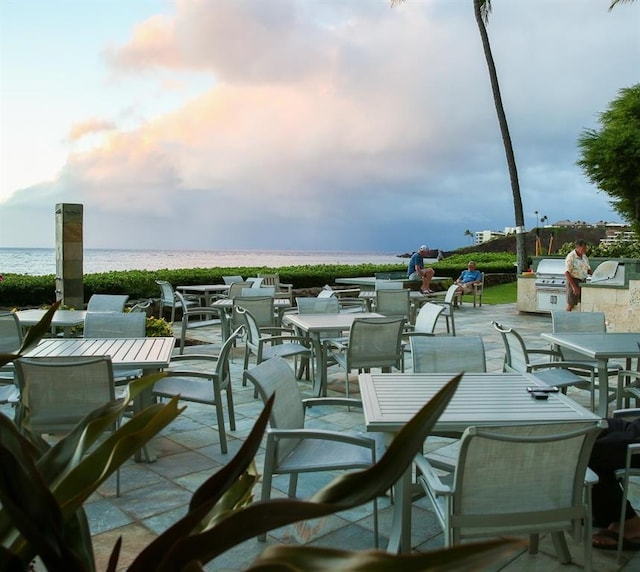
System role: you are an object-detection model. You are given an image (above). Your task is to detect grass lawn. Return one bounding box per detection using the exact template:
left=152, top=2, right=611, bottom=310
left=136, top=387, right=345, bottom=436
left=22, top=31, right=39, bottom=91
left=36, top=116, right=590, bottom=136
left=462, top=281, right=517, bottom=305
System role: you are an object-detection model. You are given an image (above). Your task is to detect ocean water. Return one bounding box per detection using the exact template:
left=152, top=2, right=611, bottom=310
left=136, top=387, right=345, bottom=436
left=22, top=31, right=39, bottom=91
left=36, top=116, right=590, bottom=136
left=0, top=248, right=407, bottom=276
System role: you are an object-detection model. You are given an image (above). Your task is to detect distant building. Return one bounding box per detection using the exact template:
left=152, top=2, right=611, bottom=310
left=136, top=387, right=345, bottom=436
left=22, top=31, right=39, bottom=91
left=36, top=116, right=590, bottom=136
left=474, top=230, right=505, bottom=245
left=600, top=223, right=635, bottom=245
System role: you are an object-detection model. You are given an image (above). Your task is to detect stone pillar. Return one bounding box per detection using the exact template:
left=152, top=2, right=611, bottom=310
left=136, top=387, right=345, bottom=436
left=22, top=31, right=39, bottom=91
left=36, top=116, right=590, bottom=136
left=55, top=203, right=84, bottom=309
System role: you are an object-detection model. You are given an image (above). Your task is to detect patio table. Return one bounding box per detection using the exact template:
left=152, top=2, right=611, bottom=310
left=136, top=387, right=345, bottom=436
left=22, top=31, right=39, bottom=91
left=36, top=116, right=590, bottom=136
left=15, top=309, right=87, bottom=338
left=281, top=312, right=383, bottom=397
left=177, top=284, right=230, bottom=306
left=359, top=371, right=602, bottom=553
left=24, top=336, right=175, bottom=461
left=540, top=332, right=640, bottom=417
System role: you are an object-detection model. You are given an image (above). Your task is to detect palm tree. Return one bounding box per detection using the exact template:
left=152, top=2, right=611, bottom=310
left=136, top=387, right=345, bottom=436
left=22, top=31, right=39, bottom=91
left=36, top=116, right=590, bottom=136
left=391, top=1, right=528, bottom=271
left=464, top=229, right=474, bottom=244
left=473, top=0, right=527, bottom=273
left=609, top=0, right=636, bottom=9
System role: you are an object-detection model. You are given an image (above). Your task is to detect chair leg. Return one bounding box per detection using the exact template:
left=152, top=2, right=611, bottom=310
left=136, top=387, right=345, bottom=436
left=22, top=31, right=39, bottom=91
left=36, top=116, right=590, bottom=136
left=226, top=388, right=236, bottom=432
left=550, top=531, right=571, bottom=565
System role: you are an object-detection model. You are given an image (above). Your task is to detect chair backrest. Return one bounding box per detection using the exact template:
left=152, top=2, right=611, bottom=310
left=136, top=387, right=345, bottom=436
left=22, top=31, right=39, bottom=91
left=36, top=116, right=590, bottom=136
left=296, top=297, right=340, bottom=314
left=234, top=297, right=275, bottom=330
left=155, top=280, right=177, bottom=307
left=222, top=275, right=244, bottom=285
left=243, top=356, right=304, bottom=462
left=84, top=311, right=146, bottom=338
left=317, top=288, right=336, bottom=299
left=375, top=289, right=410, bottom=319
left=257, top=273, right=281, bottom=289
left=235, top=307, right=261, bottom=352
left=241, top=286, right=276, bottom=297
left=128, top=300, right=152, bottom=314
left=216, top=326, right=244, bottom=392
left=246, top=277, right=264, bottom=288
left=413, top=303, right=446, bottom=334
left=0, top=312, right=23, bottom=353
left=228, top=282, right=254, bottom=299
left=551, top=311, right=607, bottom=362
left=451, top=421, right=602, bottom=542
left=347, top=317, right=405, bottom=369
left=86, top=294, right=129, bottom=312
left=15, top=356, right=115, bottom=434
left=443, top=284, right=459, bottom=304
left=411, top=335, right=487, bottom=373
left=492, top=321, right=529, bottom=373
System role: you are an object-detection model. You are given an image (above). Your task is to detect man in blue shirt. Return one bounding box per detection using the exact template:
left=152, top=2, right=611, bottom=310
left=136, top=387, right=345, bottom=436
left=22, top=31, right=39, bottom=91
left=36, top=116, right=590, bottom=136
left=407, top=245, right=435, bottom=294
left=455, top=261, right=482, bottom=295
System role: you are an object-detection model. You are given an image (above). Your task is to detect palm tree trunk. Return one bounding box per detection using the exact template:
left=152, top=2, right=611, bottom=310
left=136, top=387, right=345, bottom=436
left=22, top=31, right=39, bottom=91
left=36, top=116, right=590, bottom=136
left=474, top=0, right=527, bottom=272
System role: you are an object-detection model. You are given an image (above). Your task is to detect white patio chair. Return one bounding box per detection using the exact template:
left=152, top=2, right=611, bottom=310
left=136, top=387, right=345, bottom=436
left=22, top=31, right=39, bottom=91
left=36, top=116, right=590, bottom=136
left=0, top=312, right=22, bottom=403
left=411, top=302, right=446, bottom=335
left=375, top=289, right=412, bottom=324
left=617, top=368, right=640, bottom=409
left=227, top=282, right=254, bottom=300
left=235, top=306, right=311, bottom=375
left=551, top=311, right=621, bottom=404
left=611, top=408, right=640, bottom=564
left=431, top=284, right=459, bottom=335
left=153, top=327, right=242, bottom=455
left=243, top=356, right=383, bottom=547
left=257, top=273, right=293, bottom=301
left=14, top=355, right=122, bottom=495
left=326, top=316, right=405, bottom=399
left=155, top=280, right=197, bottom=322
left=86, top=294, right=129, bottom=313
left=414, top=421, right=603, bottom=572
left=492, top=321, right=594, bottom=406
left=175, top=291, right=220, bottom=355
left=83, top=311, right=147, bottom=382
left=222, top=275, right=244, bottom=285
left=410, top=335, right=487, bottom=373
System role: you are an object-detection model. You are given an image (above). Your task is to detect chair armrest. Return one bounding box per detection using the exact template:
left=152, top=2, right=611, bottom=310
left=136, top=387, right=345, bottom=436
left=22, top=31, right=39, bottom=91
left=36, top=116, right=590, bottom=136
left=414, top=454, right=452, bottom=496
left=324, top=339, right=348, bottom=351
left=612, top=408, right=640, bottom=419
left=303, top=397, right=363, bottom=410
left=169, top=354, right=221, bottom=364
left=280, top=283, right=293, bottom=293
left=161, top=370, right=213, bottom=380
left=528, top=361, right=599, bottom=372
left=267, top=428, right=376, bottom=449
left=259, top=326, right=295, bottom=335
left=585, top=467, right=599, bottom=487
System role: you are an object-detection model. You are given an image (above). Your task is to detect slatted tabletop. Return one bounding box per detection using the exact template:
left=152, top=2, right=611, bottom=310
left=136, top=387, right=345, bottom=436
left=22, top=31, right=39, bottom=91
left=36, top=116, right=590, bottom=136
left=24, top=337, right=175, bottom=369
left=360, top=372, right=600, bottom=433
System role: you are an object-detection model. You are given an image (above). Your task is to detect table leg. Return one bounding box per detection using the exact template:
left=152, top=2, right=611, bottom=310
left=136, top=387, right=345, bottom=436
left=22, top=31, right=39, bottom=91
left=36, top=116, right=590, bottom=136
left=597, top=358, right=609, bottom=418
left=387, top=458, right=412, bottom=553
left=312, top=336, right=325, bottom=397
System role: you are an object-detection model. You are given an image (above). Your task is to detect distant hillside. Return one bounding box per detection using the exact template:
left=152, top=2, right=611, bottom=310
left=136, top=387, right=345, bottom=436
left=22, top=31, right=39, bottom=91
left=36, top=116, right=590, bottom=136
left=446, top=227, right=607, bottom=258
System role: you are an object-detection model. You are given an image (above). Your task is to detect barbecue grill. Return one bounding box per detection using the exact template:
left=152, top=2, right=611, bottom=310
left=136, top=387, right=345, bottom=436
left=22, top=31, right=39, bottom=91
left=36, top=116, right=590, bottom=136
left=534, top=259, right=626, bottom=312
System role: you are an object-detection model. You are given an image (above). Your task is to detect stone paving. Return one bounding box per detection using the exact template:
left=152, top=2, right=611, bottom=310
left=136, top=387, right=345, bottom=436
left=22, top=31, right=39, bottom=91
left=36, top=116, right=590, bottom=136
left=5, top=302, right=640, bottom=571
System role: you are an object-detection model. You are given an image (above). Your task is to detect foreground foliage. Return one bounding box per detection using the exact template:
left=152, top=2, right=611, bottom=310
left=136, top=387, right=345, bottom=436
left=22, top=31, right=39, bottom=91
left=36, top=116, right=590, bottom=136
left=0, top=305, right=519, bottom=570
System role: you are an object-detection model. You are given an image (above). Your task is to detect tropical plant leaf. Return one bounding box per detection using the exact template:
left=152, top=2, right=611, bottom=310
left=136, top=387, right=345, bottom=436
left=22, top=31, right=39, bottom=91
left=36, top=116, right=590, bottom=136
left=134, top=376, right=462, bottom=570
left=127, top=395, right=275, bottom=572
left=246, top=538, right=522, bottom=571
left=20, top=300, right=60, bottom=353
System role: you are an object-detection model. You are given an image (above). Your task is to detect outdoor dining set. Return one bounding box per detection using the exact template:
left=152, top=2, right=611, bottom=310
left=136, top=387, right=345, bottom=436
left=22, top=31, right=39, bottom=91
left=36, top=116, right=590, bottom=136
left=1, top=276, right=640, bottom=570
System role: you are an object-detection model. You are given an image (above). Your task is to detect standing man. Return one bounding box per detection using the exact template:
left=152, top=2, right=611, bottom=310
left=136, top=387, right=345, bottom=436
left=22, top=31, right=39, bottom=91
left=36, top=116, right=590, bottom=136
left=564, top=239, right=592, bottom=311
left=407, top=245, right=435, bottom=294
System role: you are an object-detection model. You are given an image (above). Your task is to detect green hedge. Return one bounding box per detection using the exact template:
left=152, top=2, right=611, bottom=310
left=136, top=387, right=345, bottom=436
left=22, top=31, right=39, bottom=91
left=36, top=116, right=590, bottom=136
left=0, top=253, right=517, bottom=308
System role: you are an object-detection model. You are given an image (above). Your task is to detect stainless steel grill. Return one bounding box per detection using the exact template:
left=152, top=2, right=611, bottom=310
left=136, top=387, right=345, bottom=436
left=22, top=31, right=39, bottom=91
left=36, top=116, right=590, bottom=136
left=535, top=259, right=566, bottom=311
left=534, top=258, right=626, bottom=312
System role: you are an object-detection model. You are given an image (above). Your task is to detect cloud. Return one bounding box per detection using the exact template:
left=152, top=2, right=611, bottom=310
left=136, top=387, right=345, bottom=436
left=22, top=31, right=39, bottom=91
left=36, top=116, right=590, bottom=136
left=1, top=0, right=636, bottom=251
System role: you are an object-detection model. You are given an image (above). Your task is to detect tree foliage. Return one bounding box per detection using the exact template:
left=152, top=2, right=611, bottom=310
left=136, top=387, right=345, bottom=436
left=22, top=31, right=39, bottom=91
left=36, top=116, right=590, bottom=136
left=577, top=84, right=640, bottom=235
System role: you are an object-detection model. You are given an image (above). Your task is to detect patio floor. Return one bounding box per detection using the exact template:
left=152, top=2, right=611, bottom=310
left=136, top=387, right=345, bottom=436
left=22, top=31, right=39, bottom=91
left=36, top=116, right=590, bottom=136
left=5, top=302, right=639, bottom=571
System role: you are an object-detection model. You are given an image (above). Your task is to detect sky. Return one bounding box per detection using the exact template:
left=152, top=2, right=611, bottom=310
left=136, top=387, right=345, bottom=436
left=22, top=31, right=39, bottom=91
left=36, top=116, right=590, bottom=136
left=0, top=0, right=638, bottom=252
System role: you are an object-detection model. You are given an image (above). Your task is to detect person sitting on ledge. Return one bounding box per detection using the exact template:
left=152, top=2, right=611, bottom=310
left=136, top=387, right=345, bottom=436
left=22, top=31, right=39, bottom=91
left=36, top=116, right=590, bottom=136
left=407, top=244, right=435, bottom=294
left=454, top=261, right=482, bottom=295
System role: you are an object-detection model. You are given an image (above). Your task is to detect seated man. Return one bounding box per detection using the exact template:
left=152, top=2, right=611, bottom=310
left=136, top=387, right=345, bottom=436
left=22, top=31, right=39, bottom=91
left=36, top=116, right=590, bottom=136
left=590, top=416, right=640, bottom=550
left=455, top=261, right=482, bottom=295
left=407, top=245, right=435, bottom=294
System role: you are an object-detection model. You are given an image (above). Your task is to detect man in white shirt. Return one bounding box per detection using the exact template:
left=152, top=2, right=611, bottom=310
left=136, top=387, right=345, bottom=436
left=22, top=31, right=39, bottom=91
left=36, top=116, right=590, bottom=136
left=564, top=239, right=592, bottom=311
